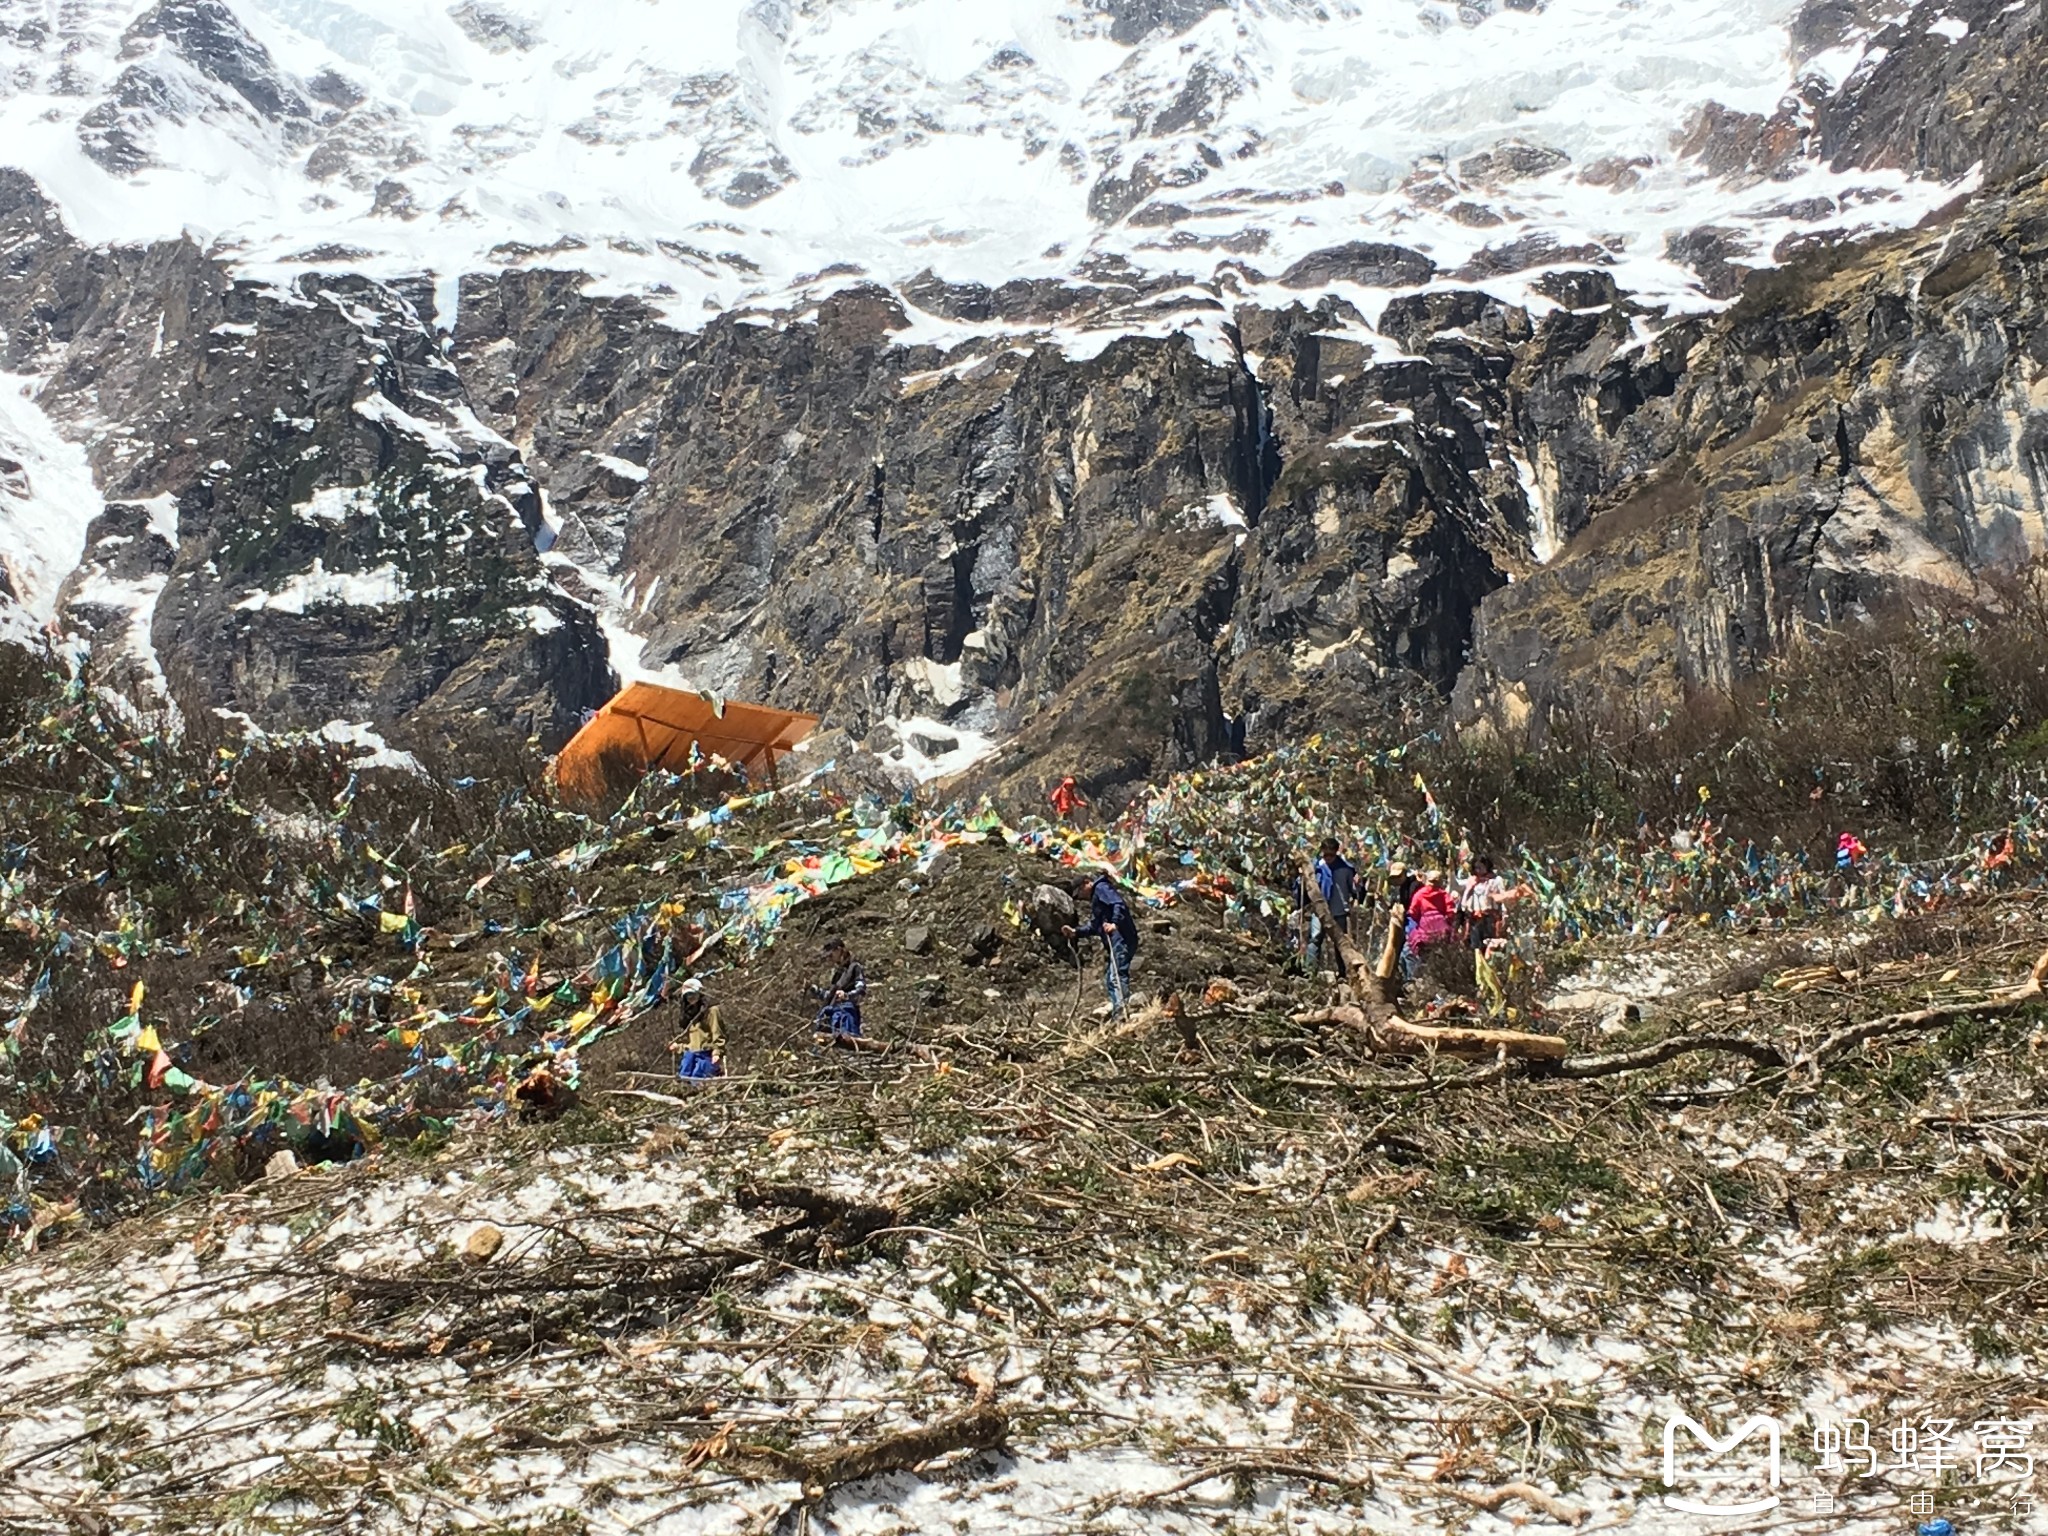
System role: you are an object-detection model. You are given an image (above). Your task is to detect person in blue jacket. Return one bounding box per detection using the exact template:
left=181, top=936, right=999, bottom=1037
left=1293, top=837, right=1359, bottom=972
left=672, top=977, right=724, bottom=1080
left=1064, top=870, right=1139, bottom=1016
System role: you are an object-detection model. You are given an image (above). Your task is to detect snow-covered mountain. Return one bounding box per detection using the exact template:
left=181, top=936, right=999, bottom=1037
left=0, top=0, right=2036, bottom=789
left=2, top=0, right=1964, bottom=336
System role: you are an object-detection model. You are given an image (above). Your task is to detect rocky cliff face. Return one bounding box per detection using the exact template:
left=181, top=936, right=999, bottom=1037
left=0, top=0, right=2042, bottom=791
left=436, top=266, right=1558, bottom=791
left=1458, top=0, right=2048, bottom=731
left=0, top=171, right=609, bottom=750
left=1459, top=178, right=2048, bottom=730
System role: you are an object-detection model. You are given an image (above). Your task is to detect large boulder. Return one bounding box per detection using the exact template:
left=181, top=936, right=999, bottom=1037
left=1028, top=883, right=1080, bottom=947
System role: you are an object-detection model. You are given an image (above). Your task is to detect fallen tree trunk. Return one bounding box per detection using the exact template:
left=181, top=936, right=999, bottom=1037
left=1297, top=1004, right=1568, bottom=1062
left=736, top=1183, right=901, bottom=1258
left=732, top=1397, right=1008, bottom=1494
left=1553, top=1033, right=1787, bottom=1079
left=1803, top=944, right=2048, bottom=1072
left=1374, top=904, right=1405, bottom=989
left=1295, top=945, right=2048, bottom=1089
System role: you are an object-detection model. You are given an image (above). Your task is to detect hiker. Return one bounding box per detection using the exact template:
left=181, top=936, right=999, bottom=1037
left=1457, top=856, right=1514, bottom=950
left=1458, top=856, right=1523, bottom=1016
left=512, top=1064, right=576, bottom=1119
left=811, top=938, right=867, bottom=1043
left=1294, top=837, right=1358, bottom=973
left=1835, top=830, right=1869, bottom=907
left=1404, top=868, right=1456, bottom=978
left=1063, top=870, right=1139, bottom=1016
left=672, top=977, right=724, bottom=1080
left=1387, top=861, right=1421, bottom=918
left=1049, top=774, right=1089, bottom=825
left=1347, top=849, right=1374, bottom=937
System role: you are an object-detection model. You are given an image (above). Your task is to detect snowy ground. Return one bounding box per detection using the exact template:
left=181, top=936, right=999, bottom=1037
left=5, top=920, right=2045, bottom=1535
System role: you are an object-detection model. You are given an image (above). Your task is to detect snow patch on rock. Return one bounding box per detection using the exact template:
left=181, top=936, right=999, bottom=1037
left=235, top=559, right=412, bottom=612
left=0, top=375, right=102, bottom=646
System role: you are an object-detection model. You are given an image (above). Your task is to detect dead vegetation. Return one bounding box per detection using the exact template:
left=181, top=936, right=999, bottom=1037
left=4, top=865, right=2045, bottom=1533
left=5, top=622, right=2048, bottom=1530
left=1425, top=564, right=2048, bottom=852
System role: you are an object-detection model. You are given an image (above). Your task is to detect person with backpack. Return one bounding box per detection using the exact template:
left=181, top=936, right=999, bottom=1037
left=672, top=977, right=725, bottom=1079
left=1064, top=870, right=1139, bottom=1016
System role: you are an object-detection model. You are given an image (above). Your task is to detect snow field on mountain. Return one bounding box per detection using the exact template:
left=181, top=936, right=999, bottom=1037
left=0, top=0, right=1968, bottom=340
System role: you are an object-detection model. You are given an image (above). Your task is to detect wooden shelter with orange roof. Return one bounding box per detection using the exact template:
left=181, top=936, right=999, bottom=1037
left=553, top=681, right=820, bottom=806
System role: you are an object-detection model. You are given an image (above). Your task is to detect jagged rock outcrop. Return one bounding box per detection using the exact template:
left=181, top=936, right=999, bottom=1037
left=1458, top=179, right=2048, bottom=728
left=1812, top=0, right=2048, bottom=185
left=462, top=281, right=1272, bottom=787
left=0, top=170, right=609, bottom=748
left=1221, top=294, right=1531, bottom=741
left=77, top=0, right=312, bottom=176
left=442, top=267, right=1554, bottom=792
left=1453, top=0, right=2048, bottom=733
left=2, top=0, right=2045, bottom=792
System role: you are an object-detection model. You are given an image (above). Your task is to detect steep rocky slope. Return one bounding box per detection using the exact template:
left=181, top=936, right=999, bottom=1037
left=1460, top=178, right=2048, bottom=727
left=0, top=0, right=2038, bottom=787
left=0, top=170, right=610, bottom=746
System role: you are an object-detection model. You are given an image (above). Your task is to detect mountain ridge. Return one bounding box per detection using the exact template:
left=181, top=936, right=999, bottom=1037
left=0, top=0, right=2037, bottom=791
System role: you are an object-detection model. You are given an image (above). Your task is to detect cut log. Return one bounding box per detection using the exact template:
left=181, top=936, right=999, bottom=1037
left=1298, top=1003, right=1567, bottom=1062
left=1374, top=904, right=1404, bottom=985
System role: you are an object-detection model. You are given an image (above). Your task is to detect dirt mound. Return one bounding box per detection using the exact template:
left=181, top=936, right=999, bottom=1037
left=587, top=835, right=1292, bottom=1082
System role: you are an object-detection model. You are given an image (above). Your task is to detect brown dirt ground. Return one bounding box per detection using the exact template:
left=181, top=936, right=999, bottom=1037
left=584, top=835, right=1307, bottom=1083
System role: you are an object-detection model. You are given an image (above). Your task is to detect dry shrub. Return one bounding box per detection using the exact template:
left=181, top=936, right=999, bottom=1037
left=1422, top=572, right=2048, bottom=857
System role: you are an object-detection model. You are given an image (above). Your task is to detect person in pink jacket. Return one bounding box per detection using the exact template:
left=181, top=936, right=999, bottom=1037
left=1404, top=868, right=1456, bottom=976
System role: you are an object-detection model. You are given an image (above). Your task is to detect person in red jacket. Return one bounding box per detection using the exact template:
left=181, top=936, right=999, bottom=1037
left=1404, top=868, right=1456, bottom=978
left=1049, top=775, right=1089, bottom=825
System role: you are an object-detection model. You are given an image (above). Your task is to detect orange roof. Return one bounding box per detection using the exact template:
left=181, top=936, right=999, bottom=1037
left=553, top=682, right=819, bottom=805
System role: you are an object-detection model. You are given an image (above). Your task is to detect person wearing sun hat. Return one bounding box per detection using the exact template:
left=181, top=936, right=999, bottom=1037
left=672, top=976, right=724, bottom=1079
